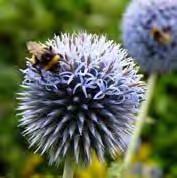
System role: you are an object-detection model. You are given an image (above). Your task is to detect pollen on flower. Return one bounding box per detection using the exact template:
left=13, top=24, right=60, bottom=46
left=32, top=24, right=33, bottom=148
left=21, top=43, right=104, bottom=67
left=17, top=32, right=145, bottom=166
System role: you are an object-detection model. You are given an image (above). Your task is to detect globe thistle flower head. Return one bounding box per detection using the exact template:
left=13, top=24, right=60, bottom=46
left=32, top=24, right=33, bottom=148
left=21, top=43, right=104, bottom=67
left=122, top=0, right=177, bottom=73
left=17, top=32, right=145, bottom=166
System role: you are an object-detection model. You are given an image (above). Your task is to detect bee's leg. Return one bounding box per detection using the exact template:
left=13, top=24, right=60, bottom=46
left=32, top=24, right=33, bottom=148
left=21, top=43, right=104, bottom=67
left=36, top=66, right=46, bottom=82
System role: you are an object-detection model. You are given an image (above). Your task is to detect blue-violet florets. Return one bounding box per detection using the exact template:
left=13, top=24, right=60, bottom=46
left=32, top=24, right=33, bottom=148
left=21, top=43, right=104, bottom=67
left=17, top=32, right=145, bottom=166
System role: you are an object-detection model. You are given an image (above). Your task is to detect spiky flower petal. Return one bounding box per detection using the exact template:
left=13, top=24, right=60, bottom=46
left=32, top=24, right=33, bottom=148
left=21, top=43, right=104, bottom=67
left=122, top=0, right=177, bottom=73
left=17, top=32, right=145, bottom=166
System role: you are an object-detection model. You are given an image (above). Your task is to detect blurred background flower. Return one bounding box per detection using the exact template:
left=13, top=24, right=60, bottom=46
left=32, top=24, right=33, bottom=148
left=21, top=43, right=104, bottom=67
left=122, top=0, right=177, bottom=74
left=76, top=152, right=107, bottom=178
left=128, top=142, right=163, bottom=178
left=0, top=0, right=177, bottom=177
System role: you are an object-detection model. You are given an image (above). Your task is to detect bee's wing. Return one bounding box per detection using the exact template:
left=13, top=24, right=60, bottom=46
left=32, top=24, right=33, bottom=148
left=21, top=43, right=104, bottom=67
left=27, top=41, right=46, bottom=55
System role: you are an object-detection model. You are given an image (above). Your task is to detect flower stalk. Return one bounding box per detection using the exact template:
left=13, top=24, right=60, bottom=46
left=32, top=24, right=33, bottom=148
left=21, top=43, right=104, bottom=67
left=63, top=158, right=74, bottom=178
left=121, top=73, right=157, bottom=177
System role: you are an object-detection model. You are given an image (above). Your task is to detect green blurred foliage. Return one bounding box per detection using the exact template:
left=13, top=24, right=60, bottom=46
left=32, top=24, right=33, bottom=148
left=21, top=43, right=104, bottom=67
left=0, top=0, right=177, bottom=177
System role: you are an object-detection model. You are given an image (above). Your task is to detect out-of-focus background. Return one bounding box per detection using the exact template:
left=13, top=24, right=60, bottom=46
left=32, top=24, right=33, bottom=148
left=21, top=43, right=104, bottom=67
left=0, top=0, right=177, bottom=177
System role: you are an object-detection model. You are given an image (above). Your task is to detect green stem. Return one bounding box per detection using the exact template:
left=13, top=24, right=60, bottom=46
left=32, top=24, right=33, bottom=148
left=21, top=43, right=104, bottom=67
left=63, top=158, right=74, bottom=178
left=122, top=73, right=157, bottom=176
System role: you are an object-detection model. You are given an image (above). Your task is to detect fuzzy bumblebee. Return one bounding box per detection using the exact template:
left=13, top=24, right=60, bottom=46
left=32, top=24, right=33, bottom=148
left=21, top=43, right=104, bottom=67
left=17, top=32, right=145, bottom=166
left=26, top=41, right=60, bottom=71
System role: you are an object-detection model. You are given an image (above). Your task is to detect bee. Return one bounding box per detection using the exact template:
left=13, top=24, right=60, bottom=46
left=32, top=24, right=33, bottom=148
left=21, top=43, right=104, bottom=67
left=26, top=41, right=60, bottom=71
left=150, top=27, right=171, bottom=45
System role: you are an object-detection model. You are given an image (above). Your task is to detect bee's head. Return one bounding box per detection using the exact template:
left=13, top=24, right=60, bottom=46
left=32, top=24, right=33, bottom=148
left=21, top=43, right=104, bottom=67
left=49, top=45, right=53, bottom=52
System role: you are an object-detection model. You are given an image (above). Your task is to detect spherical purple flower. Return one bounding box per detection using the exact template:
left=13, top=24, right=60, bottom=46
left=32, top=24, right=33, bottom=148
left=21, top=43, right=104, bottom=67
left=122, top=0, right=177, bottom=73
left=17, top=32, right=145, bottom=166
